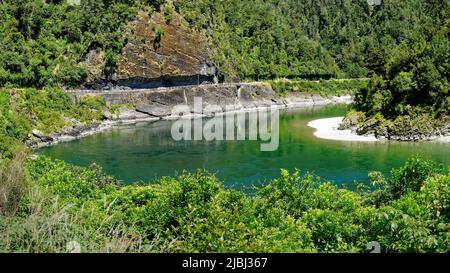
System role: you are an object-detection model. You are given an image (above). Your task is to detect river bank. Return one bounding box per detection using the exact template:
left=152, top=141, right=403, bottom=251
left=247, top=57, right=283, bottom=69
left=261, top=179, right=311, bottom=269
left=27, top=83, right=353, bottom=148
left=308, top=116, right=450, bottom=143
left=37, top=103, right=450, bottom=185
left=308, top=117, right=379, bottom=142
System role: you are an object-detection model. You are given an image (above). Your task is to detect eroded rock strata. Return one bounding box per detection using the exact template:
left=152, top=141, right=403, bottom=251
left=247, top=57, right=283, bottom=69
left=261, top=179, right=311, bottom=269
left=27, top=83, right=351, bottom=148
left=85, top=10, right=218, bottom=89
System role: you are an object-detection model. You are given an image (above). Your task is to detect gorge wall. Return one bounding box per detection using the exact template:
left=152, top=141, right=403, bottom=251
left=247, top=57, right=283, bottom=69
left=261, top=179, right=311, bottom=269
left=29, top=84, right=350, bottom=148
left=85, top=10, right=218, bottom=89
left=69, top=83, right=352, bottom=120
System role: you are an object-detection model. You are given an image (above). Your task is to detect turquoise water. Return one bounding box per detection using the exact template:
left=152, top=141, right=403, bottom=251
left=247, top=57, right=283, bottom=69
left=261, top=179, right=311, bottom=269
left=38, top=104, right=450, bottom=188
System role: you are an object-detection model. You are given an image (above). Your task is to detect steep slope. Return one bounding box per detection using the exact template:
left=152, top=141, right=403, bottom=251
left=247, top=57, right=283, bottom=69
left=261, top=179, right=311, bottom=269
left=113, top=10, right=218, bottom=88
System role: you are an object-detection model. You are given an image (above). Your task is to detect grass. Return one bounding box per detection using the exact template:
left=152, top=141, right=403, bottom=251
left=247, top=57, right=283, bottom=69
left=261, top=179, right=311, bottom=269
left=0, top=155, right=168, bottom=253
left=0, top=147, right=28, bottom=216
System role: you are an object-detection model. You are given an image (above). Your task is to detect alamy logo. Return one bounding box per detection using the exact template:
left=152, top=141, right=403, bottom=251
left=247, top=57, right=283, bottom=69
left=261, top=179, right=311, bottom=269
left=367, top=241, right=381, bottom=253
left=367, top=0, right=382, bottom=5
left=66, top=241, right=81, bottom=253
left=67, top=0, right=81, bottom=6
left=170, top=97, right=279, bottom=151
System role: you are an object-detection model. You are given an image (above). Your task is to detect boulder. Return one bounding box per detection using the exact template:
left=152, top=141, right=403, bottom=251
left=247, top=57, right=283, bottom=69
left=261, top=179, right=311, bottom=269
left=339, top=111, right=365, bottom=130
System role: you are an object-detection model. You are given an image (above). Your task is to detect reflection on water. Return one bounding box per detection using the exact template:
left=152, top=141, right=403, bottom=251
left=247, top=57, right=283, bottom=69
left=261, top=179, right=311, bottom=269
left=38, top=104, right=450, bottom=188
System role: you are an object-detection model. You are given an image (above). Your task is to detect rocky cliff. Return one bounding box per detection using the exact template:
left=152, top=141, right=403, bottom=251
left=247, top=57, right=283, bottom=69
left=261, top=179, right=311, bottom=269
left=86, top=10, right=218, bottom=89
left=69, top=83, right=351, bottom=119
left=30, top=83, right=351, bottom=148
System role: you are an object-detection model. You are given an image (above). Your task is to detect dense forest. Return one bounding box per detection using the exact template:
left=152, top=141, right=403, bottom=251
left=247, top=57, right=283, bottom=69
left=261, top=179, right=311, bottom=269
left=176, top=0, right=449, bottom=135
left=343, top=0, right=450, bottom=139
left=0, top=0, right=447, bottom=84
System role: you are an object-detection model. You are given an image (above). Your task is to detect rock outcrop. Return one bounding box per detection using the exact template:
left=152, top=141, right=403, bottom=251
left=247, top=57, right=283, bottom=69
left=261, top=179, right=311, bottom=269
left=82, top=49, right=105, bottom=84
left=338, top=111, right=366, bottom=130
left=69, top=83, right=352, bottom=119
left=31, top=83, right=352, bottom=148
left=339, top=111, right=450, bottom=142
left=85, top=10, right=218, bottom=89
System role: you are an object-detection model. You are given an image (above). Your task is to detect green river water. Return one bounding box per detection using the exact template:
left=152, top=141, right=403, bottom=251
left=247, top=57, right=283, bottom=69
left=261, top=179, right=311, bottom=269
left=38, top=104, right=450, bottom=188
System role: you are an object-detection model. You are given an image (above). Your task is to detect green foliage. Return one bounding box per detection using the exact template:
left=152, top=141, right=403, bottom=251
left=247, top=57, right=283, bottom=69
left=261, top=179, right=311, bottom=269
left=102, top=50, right=118, bottom=80
left=152, top=27, right=164, bottom=50
left=269, top=78, right=368, bottom=97
left=176, top=0, right=343, bottom=80
left=0, top=88, right=108, bottom=161
left=0, top=184, right=160, bottom=253
left=2, top=0, right=449, bottom=86
left=174, top=0, right=450, bottom=82
left=384, top=156, right=445, bottom=200
left=0, top=0, right=449, bottom=254
left=350, top=1, right=449, bottom=130
left=0, top=0, right=151, bottom=88
left=1, top=155, right=446, bottom=253
left=368, top=172, right=450, bottom=253
left=0, top=88, right=105, bottom=136
left=0, top=135, right=23, bottom=160
left=26, top=156, right=120, bottom=204
left=163, top=2, right=174, bottom=23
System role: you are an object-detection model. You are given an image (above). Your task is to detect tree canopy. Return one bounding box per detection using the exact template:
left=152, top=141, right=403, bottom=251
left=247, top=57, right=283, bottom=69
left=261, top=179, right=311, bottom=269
left=1, top=0, right=449, bottom=87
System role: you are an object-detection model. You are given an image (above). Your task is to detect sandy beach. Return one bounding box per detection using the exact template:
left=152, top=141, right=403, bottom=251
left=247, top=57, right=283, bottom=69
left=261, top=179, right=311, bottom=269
left=308, top=117, right=379, bottom=142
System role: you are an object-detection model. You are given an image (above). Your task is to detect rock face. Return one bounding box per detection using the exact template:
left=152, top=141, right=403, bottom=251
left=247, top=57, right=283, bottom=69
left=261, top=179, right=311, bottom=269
left=82, top=49, right=105, bottom=83
left=338, top=111, right=365, bottom=130
left=84, top=10, right=218, bottom=89
left=68, top=83, right=353, bottom=120
left=26, top=121, right=105, bottom=148
left=111, top=10, right=217, bottom=89
left=31, top=84, right=353, bottom=148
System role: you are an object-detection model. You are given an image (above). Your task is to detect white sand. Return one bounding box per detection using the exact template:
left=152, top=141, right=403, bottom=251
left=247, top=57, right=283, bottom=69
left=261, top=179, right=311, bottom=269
left=308, top=117, right=379, bottom=142
left=432, top=135, right=450, bottom=143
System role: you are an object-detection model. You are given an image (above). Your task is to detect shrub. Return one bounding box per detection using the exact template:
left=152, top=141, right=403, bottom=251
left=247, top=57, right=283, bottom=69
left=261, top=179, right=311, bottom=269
left=0, top=88, right=108, bottom=158
left=385, top=155, right=445, bottom=200
left=4, top=155, right=449, bottom=253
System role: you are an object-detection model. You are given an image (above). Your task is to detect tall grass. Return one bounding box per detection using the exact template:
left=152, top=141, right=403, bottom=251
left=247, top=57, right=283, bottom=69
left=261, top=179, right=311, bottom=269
left=0, top=150, right=169, bottom=253
left=0, top=148, right=29, bottom=216
left=0, top=185, right=169, bottom=253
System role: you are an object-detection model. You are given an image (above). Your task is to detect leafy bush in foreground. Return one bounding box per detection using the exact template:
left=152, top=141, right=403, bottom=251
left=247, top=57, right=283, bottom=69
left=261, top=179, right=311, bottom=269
left=1, top=155, right=447, bottom=253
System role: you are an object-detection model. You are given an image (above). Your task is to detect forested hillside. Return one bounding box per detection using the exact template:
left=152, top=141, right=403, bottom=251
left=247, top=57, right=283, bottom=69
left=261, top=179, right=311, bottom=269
left=340, top=1, right=450, bottom=139
left=0, top=0, right=154, bottom=88
left=1, top=0, right=449, bottom=135
left=1, top=0, right=448, bottom=85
